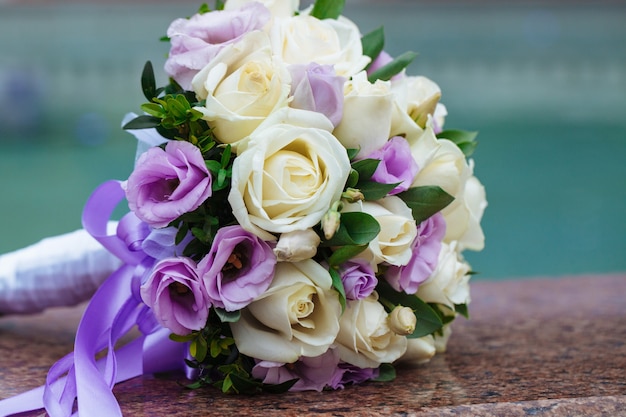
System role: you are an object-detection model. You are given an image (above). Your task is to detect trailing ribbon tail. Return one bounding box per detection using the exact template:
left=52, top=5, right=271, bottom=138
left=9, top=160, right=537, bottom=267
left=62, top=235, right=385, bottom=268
left=0, top=180, right=188, bottom=417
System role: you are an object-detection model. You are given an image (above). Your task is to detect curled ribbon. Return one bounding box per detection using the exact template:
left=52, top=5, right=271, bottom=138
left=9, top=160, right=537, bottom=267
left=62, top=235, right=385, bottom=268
left=0, top=180, right=187, bottom=417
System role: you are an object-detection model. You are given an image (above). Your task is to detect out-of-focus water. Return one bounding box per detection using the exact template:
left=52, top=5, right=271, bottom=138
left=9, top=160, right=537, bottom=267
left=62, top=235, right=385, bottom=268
left=1, top=1, right=625, bottom=280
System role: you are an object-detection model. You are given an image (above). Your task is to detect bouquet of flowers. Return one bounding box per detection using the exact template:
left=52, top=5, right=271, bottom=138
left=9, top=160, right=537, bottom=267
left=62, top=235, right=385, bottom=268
left=0, top=0, right=486, bottom=416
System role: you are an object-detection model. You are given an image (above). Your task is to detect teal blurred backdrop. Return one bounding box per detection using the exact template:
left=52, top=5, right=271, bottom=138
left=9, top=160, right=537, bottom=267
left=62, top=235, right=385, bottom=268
left=1, top=1, right=625, bottom=280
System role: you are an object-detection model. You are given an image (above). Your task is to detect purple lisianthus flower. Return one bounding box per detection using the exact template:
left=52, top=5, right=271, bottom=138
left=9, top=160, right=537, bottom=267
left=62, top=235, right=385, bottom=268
left=288, top=63, right=346, bottom=127
left=252, top=349, right=342, bottom=392
left=124, top=141, right=212, bottom=229
left=140, top=257, right=209, bottom=336
left=164, top=3, right=271, bottom=90
left=385, top=213, right=446, bottom=294
left=366, top=136, right=419, bottom=195
left=328, top=362, right=380, bottom=390
left=197, top=225, right=276, bottom=312
left=338, top=259, right=377, bottom=300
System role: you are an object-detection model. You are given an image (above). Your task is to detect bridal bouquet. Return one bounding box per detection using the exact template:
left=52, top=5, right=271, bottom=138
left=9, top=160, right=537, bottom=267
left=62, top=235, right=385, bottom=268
left=1, top=0, right=486, bottom=415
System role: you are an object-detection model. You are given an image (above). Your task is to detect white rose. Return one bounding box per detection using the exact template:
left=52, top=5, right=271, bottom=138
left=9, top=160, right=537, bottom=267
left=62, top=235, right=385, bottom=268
left=224, top=0, right=299, bottom=18
left=434, top=323, right=453, bottom=353
left=343, top=196, right=417, bottom=269
left=392, top=75, right=442, bottom=129
left=441, top=160, right=487, bottom=251
left=399, top=335, right=436, bottom=365
left=269, top=13, right=369, bottom=78
left=228, top=108, right=351, bottom=240
left=273, top=228, right=321, bottom=262
left=417, top=241, right=471, bottom=309
left=335, top=293, right=408, bottom=368
left=229, top=260, right=342, bottom=363
left=191, top=31, right=291, bottom=149
left=410, top=125, right=470, bottom=200
left=333, top=71, right=394, bottom=157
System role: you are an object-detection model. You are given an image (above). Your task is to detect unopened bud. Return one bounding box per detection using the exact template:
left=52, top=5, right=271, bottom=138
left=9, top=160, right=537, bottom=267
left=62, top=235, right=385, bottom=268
left=342, top=188, right=364, bottom=203
left=273, top=229, right=321, bottom=262
left=388, top=306, right=416, bottom=336
left=322, top=201, right=343, bottom=240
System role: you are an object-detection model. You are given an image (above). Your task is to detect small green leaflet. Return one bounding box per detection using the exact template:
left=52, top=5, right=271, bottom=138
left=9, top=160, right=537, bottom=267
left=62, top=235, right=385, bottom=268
left=329, top=267, right=347, bottom=311
left=310, top=0, right=345, bottom=20
left=123, top=115, right=160, bottom=130
left=437, top=129, right=479, bottom=157
left=398, top=186, right=454, bottom=224
left=322, top=212, right=380, bottom=247
left=368, top=51, right=417, bottom=82
left=214, top=307, right=241, bottom=323
left=373, top=363, right=396, bottom=382
left=361, top=26, right=385, bottom=65
left=141, top=61, right=157, bottom=101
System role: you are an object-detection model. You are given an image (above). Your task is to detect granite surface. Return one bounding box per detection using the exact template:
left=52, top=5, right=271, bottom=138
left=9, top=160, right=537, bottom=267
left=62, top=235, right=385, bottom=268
left=1, top=274, right=625, bottom=416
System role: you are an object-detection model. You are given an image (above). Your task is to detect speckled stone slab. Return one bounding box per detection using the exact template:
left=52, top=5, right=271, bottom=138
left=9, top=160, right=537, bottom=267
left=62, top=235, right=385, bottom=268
left=1, top=274, right=625, bottom=416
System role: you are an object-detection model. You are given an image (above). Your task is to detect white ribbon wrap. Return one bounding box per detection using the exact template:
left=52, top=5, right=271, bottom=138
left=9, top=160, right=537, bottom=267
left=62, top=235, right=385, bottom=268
left=0, top=223, right=122, bottom=315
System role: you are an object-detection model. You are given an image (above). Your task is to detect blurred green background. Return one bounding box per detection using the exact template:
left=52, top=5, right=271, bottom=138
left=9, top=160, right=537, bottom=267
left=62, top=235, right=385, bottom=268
left=1, top=0, right=625, bottom=280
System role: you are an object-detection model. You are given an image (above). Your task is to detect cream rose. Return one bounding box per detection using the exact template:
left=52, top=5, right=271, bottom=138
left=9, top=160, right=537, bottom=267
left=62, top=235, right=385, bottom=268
left=229, top=260, right=342, bottom=363
left=191, top=31, right=291, bottom=149
left=224, top=0, right=299, bottom=18
left=441, top=160, right=487, bottom=251
left=333, top=71, right=395, bottom=157
left=410, top=125, right=471, bottom=200
left=269, top=13, right=369, bottom=78
left=335, top=293, right=408, bottom=368
left=417, top=241, right=471, bottom=309
left=228, top=108, right=351, bottom=240
left=399, top=335, right=436, bottom=365
left=392, top=75, right=442, bottom=129
left=343, top=196, right=417, bottom=269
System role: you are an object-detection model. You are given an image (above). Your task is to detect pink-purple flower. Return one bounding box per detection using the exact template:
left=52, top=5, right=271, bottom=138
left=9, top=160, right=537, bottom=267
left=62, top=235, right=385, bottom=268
left=140, top=257, right=209, bottom=335
left=124, top=140, right=212, bottom=228
left=338, top=259, right=377, bottom=300
left=252, top=349, right=343, bottom=392
left=197, top=225, right=276, bottom=312
left=288, top=63, right=346, bottom=127
left=366, top=136, right=419, bottom=195
left=164, top=3, right=271, bottom=90
left=385, top=213, right=446, bottom=294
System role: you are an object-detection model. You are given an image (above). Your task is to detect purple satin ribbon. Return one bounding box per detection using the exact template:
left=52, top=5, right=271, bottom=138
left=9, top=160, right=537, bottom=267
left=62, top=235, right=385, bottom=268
left=0, top=180, right=188, bottom=417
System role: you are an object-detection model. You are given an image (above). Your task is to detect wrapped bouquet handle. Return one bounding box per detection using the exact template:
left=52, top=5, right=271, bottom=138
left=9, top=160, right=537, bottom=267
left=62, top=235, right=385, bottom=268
left=0, top=223, right=121, bottom=315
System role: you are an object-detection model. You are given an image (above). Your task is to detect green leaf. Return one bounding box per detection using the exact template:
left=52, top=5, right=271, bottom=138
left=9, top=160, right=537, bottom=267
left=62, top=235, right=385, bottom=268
left=329, top=267, right=347, bottom=311
left=368, top=51, right=417, bottom=82
left=328, top=244, right=368, bottom=268
left=357, top=180, right=400, bottom=201
left=262, top=378, right=299, bottom=394
left=322, top=212, right=380, bottom=247
left=373, top=363, right=396, bottom=382
left=346, top=148, right=360, bottom=161
left=141, top=61, right=157, bottom=101
left=346, top=168, right=359, bottom=188
left=310, top=0, right=345, bottom=19
left=361, top=26, right=385, bottom=64
left=169, top=333, right=196, bottom=343
left=397, top=186, right=454, bottom=224
left=437, top=129, right=479, bottom=157
left=123, top=115, right=161, bottom=130
left=190, top=336, right=208, bottom=362
left=351, top=158, right=380, bottom=181
left=214, top=307, right=241, bottom=323
left=455, top=303, right=469, bottom=319
left=214, top=0, right=224, bottom=11
left=229, top=373, right=262, bottom=394
left=205, top=160, right=222, bottom=173
left=376, top=280, right=443, bottom=338
left=140, top=102, right=166, bottom=118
